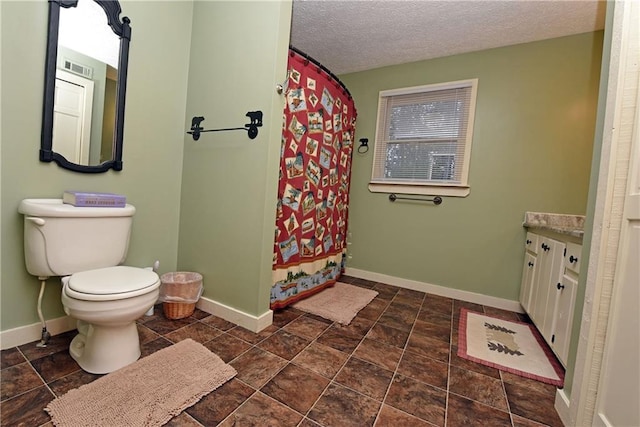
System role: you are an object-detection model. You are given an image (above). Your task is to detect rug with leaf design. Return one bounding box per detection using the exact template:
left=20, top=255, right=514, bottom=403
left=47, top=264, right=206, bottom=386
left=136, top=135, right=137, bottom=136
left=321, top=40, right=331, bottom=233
left=457, top=308, right=564, bottom=386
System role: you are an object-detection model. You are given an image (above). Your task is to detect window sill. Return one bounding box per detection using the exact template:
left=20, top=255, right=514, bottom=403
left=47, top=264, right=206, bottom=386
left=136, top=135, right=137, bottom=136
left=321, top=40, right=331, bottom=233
left=368, top=182, right=470, bottom=197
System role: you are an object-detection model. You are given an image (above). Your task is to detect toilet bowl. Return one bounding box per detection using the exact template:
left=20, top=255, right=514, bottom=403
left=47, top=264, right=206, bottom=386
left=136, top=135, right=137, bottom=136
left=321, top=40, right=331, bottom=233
left=18, top=198, right=160, bottom=374
left=61, top=266, right=160, bottom=374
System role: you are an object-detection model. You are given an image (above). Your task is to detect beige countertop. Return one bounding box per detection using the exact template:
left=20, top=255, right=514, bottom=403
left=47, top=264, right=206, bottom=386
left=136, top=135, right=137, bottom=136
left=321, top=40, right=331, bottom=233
left=523, top=212, right=585, bottom=239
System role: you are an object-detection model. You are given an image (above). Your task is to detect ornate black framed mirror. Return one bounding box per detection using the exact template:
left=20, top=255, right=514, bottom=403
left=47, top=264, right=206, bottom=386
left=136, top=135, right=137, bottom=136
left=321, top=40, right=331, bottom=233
left=41, top=0, right=131, bottom=173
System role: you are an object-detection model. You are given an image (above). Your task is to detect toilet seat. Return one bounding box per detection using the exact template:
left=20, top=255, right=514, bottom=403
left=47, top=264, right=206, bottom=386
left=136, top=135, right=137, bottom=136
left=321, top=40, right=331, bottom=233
left=65, top=266, right=160, bottom=301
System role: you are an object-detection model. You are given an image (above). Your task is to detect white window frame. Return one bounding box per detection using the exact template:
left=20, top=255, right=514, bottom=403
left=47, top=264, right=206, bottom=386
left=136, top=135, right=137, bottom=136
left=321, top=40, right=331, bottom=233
left=368, top=79, right=478, bottom=197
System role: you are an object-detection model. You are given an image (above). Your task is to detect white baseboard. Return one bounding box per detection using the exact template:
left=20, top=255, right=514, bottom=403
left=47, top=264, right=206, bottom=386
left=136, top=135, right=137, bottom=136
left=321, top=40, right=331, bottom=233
left=0, top=315, right=77, bottom=350
left=7, top=270, right=517, bottom=348
left=1, top=297, right=273, bottom=349
left=196, top=296, right=273, bottom=333
left=344, top=267, right=523, bottom=313
left=555, top=388, right=572, bottom=426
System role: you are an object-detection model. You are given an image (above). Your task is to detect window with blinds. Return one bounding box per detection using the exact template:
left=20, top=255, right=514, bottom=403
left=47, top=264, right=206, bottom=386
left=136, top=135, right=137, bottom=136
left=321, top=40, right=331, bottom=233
left=369, top=79, right=478, bottom=197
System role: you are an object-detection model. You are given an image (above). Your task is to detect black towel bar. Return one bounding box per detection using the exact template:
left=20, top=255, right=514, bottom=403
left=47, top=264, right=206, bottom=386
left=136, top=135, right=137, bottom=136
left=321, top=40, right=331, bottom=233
left=388, top=193, right=443, bottom=205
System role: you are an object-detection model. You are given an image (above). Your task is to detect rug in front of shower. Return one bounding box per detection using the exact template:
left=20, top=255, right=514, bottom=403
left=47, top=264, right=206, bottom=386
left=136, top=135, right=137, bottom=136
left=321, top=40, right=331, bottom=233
left=45, top=339, right=236, bottom=427
left=292, top=282, right=378, bottom=325
left=458, top=308, right=564, bottom=386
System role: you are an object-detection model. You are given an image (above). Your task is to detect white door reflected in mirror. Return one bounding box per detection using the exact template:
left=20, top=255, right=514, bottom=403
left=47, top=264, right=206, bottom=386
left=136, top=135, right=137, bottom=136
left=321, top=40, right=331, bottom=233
left=53, top=70, right=94, bottom=165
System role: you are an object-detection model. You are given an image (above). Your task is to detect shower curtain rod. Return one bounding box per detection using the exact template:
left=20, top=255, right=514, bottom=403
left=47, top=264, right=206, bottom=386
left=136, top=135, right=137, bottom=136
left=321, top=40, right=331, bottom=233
left=289, top=45, right=353, bottom=100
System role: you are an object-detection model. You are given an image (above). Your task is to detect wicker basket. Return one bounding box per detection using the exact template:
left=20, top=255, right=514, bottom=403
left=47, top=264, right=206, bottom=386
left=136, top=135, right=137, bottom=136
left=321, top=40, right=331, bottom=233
left=159, top=272, right=203, bottom=320
left=163, top=301, right=196, bottom=320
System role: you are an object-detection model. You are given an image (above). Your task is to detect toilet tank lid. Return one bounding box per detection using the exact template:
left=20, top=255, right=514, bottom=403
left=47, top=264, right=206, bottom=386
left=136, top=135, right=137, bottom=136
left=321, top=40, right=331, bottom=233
left=69, top=266, right=159, bottom=295
left=19, top=199, right=135, bottom=217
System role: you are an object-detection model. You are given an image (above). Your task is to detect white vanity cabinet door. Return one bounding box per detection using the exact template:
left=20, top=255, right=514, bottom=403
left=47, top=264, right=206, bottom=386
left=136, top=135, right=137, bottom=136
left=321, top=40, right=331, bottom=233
left=519, top=252, right=537, bottom=313
left=564, top=242, right=582, bottom=273
left=525, top=232, right=539, bottom=254
left=530, top=236, right=566, bottom=342
left=552, top=274, right=578, bottom=365
left=520, top=232, right=539, bottom=315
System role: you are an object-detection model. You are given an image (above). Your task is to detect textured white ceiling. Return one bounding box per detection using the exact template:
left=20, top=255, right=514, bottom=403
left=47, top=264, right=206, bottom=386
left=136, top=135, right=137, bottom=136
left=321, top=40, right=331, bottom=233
left=290, top=0, right=606, bottom=74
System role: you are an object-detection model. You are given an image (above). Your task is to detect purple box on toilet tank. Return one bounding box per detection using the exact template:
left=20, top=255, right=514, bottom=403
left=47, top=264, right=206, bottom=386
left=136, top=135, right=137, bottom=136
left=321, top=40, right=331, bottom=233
left=62, top=191, right=127, bottom=207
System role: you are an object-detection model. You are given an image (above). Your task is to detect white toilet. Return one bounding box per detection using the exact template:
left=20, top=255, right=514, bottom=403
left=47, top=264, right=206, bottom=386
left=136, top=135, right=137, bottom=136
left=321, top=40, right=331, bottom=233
left=18, top=198, right=161, bottom=374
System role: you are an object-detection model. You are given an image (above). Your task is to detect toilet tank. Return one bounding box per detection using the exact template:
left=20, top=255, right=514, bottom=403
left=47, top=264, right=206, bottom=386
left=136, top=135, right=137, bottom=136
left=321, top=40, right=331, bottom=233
left=18, top=199, right=136, bottom=277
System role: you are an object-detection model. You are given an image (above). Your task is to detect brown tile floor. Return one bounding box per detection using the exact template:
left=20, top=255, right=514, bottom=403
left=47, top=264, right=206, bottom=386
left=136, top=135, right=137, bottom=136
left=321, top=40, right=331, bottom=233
left=0, top=276, right=565, bottom=426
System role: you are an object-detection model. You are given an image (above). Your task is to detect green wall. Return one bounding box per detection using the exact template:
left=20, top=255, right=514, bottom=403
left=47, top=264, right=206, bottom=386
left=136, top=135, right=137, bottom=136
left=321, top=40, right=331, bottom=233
left=341, top=32, right=603, bottom=300
left=178, top=1, right=291, bottom=317
left=0, top=1, right=194, bottom=331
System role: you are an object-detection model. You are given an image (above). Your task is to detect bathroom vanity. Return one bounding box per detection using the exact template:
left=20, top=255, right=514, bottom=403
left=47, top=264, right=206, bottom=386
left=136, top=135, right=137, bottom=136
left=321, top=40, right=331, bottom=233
left=520, top=212, right=584, bottom=367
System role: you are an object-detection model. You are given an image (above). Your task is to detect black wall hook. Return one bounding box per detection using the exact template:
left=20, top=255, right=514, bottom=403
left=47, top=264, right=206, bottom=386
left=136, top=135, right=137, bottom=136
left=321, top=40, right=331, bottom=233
left=187, top=111, right=263, bottom=141
left=358, top=138, right=369, bottom=154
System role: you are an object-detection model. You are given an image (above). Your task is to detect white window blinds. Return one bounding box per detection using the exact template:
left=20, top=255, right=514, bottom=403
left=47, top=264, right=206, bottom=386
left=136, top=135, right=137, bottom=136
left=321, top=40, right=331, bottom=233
left=370, top=79, right=478, bottom=196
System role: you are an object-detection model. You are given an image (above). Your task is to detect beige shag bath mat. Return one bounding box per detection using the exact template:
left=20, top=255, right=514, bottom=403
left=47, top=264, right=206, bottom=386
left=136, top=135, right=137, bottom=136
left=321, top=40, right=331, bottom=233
left=45, top=338, right=236, bottom=427
left=292, top=282, right=378, bottom=325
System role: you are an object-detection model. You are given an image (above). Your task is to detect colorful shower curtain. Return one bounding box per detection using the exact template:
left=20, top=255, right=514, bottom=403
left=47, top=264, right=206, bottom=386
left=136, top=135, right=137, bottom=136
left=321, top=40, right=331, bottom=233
left=270, top=49, right=357, bottom=310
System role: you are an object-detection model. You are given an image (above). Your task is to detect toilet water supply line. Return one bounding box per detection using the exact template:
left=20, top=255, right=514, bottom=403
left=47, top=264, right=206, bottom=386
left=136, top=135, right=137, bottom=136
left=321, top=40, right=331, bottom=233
left=36, top=277, right=51, bottom=348
left=34, top=260, right=160, bottom=348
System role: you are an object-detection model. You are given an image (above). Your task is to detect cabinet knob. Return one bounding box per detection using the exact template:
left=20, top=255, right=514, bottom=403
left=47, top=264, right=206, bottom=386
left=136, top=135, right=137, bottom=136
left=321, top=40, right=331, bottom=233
left=569, top=255, right=578, bottom=263
left=541, top=243, right=550, bottom=251
left=526, top=239, right=532, bottom=245
left=528, top=262, right=534, bottom=267
left=557, top=283, right=565, bottom=290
